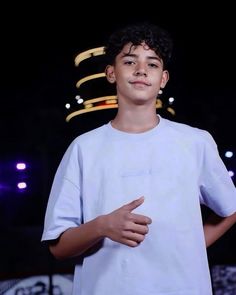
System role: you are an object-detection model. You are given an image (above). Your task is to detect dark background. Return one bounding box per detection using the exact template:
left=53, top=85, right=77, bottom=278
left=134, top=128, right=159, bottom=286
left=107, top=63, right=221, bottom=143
left=0, top=3, right=236, bottom=279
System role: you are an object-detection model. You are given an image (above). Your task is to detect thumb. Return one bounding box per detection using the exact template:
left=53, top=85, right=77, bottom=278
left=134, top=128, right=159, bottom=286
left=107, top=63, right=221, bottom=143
left=123, top=196, right=144, bottom=211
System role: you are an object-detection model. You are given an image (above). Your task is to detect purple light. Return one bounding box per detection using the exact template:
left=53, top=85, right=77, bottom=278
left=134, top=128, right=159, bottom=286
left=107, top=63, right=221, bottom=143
left=16, top=163, right=26, bottom=170
left=17, top=182, right=27, bottom=189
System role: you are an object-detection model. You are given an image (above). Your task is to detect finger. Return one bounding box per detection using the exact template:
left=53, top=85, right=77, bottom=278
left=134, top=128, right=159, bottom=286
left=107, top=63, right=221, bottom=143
left=132, top=224, right=149, bottom=235
left=124, top=221, right=150, bottom=234
left=123, top=231, right=145, bottom=244
left=121, top=239, right=139, bottom=247
left=130, top=213, right=152, bottom=225
left=122, top=196, right=144, bottom=211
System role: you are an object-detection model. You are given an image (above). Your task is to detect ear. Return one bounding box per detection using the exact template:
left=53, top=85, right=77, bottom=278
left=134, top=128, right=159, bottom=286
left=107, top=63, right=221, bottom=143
left=160, top=70, right=169, bottom=88
left=105, top=65, right=116, bottom=83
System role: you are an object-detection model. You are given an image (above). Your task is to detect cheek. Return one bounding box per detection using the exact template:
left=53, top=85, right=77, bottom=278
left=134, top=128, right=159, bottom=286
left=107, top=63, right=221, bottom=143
left=153, top=76, right=165, bottom=89
left=115, top=72, right=130, bottom=84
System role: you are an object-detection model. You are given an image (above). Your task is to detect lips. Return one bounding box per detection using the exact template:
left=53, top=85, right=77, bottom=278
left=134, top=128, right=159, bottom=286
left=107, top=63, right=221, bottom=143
left=129, top=80, right=151, bottom=86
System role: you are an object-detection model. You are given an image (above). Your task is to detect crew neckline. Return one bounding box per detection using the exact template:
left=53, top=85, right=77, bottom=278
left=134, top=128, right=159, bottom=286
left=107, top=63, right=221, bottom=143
left=106, top=114, right=164, bottom=140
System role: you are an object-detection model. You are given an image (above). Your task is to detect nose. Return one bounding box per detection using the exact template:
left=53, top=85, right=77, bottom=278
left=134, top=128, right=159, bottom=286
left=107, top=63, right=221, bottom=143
left=134, top=70, right=147, bottom=77
left=134, top=64, right=147, bottom=77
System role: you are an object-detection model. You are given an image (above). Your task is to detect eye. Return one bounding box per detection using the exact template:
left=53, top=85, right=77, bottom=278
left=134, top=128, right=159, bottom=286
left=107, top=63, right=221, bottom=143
left=149, top=63, right=158, bottom=68
left=124, top=60, right=135, bottom=65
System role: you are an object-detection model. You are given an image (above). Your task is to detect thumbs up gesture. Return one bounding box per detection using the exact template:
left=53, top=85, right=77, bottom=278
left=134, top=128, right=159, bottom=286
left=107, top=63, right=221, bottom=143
left=102, top=197, right=152, bottom=247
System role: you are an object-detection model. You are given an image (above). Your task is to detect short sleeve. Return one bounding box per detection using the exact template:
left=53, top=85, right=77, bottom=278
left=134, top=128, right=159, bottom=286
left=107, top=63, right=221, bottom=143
left=41, top=139, right=83, bottom=241
left=199, top=131, right=236, bottom=217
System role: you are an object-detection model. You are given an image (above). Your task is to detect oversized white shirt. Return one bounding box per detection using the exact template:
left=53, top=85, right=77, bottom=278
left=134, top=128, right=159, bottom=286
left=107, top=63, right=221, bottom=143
left=42, top=115, right=236, bottom=295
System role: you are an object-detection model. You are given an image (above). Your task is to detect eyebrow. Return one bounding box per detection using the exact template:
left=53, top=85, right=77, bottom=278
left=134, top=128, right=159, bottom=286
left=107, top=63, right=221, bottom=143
left=121, top=52, right=162, bottom=62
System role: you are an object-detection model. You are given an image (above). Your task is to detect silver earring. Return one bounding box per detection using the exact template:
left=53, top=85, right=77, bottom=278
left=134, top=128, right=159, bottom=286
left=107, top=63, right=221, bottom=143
left=158, top=89, right=163, bottom=95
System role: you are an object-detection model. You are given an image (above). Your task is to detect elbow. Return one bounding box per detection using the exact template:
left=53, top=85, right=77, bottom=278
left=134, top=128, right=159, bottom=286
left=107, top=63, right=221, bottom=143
left=230, top=211, right=236, bottom=224
left=224, top=211, right=236, bottom=225
left=48, top=241, right=68, bottom=261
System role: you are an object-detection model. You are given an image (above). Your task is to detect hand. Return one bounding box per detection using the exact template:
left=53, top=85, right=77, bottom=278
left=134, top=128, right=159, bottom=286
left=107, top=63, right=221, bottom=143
left=102, top=196, right=152, bottom=247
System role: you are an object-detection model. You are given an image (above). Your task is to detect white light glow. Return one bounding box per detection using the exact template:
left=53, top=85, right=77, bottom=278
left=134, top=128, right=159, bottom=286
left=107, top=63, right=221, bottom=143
left=228, top=170, right=234, bottom=177
left=17, top=182, right=27, bottom=189
left=168, top=97, right=175, bottom=104
left=225, top=151, right=233, bottom=158
left=16, top=163, right=26, bottom=170
left=77, top=98, right=84, bottom=104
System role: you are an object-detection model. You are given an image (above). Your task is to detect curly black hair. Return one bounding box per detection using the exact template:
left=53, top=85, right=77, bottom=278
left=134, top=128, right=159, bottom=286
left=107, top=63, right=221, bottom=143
left=104, top=22, right=173, bottom=70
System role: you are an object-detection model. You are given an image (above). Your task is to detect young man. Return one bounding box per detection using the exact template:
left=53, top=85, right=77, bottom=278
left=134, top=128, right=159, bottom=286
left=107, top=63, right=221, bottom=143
left=42, top=22, right=236, bottom=294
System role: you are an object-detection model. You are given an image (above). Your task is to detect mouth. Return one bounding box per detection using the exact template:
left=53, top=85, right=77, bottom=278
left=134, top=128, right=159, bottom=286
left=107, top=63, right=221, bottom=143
left=129, top=80, right=151, bottom=87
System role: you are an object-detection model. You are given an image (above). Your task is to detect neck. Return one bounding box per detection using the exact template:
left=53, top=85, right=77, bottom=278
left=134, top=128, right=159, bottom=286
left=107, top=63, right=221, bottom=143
left=111, top=105, right=159, bottom=133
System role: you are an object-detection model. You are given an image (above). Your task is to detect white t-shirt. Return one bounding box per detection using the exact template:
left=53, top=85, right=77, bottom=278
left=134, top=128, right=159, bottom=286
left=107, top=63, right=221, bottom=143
left=42, top=115, right=236, bottom=295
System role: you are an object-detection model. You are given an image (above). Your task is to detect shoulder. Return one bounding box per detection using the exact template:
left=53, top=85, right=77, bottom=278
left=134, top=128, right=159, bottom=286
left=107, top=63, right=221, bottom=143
left=58, top=124, right=109, bottom=166
left=69, top=123, right=109, bottom=149
left=161, top=116, right=216, bottom=146
left=162, top=116, right=206, bottom=136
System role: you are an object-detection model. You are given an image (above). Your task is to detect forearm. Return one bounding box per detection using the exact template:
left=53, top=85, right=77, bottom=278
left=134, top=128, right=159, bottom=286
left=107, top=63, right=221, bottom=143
left=49, top=197, right=152, bottom=259
left=204, top=211, right=236, bottom=248
left=49, top=216, right=105, bottom=260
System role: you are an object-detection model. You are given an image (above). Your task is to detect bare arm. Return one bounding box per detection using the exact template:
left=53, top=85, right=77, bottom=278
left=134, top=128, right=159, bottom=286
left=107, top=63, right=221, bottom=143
left=49, top=196, right=152, bottom=260
left=204, top=211, right=236, bottom=248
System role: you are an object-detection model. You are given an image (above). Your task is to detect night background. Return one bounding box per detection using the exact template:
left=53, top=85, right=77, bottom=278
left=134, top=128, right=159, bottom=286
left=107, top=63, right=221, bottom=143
left=0, top=2, right=236, bottom=291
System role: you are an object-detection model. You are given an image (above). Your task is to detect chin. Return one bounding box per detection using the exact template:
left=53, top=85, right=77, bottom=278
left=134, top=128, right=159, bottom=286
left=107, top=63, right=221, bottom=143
left=132, top=98, right=155, bottom=105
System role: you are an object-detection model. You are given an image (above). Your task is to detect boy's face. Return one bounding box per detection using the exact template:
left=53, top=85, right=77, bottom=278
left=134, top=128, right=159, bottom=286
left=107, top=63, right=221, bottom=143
left=106, top=42, right=169, bottom=106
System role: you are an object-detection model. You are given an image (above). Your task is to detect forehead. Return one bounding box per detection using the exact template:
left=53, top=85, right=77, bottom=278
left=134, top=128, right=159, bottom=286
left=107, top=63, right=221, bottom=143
left=121, top=42, right=158, bottom=57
